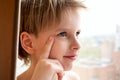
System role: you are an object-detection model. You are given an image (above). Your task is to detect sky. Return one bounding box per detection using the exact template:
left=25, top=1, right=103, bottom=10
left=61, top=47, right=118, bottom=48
left=80, top=0, right=120, bottom=37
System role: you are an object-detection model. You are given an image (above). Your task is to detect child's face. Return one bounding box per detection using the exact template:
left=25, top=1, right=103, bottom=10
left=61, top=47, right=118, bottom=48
left=33, top=10, right=81, bottom=70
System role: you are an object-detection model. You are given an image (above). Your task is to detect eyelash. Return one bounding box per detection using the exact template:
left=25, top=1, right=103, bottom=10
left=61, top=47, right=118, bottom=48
left=57, top=32, right=67, bottom=37
left=57, top=31, right=80, bottom=37
left=76, top=31, right=80, bottom=36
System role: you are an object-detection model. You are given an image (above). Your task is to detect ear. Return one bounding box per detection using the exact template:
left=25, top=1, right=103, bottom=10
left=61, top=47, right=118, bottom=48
left=20, top=32, right=35, bottom=55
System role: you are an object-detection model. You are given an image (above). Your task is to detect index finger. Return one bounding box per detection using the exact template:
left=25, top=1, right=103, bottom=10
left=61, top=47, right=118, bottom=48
left=39, top=37, right=54, bottom=59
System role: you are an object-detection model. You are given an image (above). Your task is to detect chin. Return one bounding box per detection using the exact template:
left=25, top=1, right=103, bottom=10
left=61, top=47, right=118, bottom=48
left=64, top=64, right=73, bottom=71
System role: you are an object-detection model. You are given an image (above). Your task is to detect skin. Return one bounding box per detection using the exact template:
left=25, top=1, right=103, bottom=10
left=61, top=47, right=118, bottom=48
left=18, top=9, right=81, bottom=80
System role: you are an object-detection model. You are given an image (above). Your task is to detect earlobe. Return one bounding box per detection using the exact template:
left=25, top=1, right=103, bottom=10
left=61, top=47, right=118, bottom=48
left=20, top=32, right=35, bottom=54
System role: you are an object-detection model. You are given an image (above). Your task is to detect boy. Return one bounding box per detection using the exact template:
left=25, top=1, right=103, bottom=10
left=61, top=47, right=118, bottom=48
left=18, top=0, right=86, bottom=80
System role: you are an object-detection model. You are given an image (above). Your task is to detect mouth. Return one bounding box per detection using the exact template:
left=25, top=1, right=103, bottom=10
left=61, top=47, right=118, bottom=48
left=63, top=55, right=77, bottom=60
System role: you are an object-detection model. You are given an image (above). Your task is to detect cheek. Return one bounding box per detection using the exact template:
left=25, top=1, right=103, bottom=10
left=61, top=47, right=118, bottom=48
left=49, top=38, right=69, bottom=59
left=35, top=38, right=45, bottom=51
left=33, top=37, right=48, bottom=59
left=33, top=40, right=45, bottom=59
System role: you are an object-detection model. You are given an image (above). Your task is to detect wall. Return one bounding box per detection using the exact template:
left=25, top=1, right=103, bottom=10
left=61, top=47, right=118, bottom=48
left=0, top=0, right=19, bottom=80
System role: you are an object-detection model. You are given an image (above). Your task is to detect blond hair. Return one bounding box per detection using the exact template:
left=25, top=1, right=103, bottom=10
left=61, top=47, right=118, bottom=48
left=19, top=0, right=86, bottom=65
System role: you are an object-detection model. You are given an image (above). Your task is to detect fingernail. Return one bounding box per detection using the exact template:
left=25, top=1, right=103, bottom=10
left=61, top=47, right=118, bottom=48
left=49, top=36, right=53, bottom=41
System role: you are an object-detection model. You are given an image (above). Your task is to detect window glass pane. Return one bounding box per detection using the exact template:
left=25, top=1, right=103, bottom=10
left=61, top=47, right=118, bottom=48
left=75, top=0, right=120, bottom=64
left=73, top=0, right=120, bottom=80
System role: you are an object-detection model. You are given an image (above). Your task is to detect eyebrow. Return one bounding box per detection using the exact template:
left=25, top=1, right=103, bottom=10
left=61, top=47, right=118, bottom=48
left=55, top=27, right=81, bottom=32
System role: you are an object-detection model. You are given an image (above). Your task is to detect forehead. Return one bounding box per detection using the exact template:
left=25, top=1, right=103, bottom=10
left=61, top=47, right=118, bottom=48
left=37, top=10, right=81, bottom=38
left=40, top=9, right=81, bottom=33
left=55, top=9, right=81, bottom=30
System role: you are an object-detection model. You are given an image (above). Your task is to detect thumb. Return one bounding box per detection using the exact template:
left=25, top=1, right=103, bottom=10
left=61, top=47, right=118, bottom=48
left=39, top=37, right=54, bottom=59
left=58, top=72, right=64, bottom=80
left=58, top=75, right=63, bottom=80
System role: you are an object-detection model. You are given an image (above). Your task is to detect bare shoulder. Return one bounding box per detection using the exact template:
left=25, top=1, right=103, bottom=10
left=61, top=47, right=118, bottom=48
left=64, top=71, right=80, bottom=80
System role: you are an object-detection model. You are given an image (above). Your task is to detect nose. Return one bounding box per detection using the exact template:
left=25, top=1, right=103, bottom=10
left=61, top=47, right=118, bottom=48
left=70, top=37, right=81, bottom=50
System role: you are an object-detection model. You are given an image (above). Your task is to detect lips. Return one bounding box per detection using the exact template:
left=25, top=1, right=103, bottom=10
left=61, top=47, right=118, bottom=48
left=63, top=55, right=77, bottom=60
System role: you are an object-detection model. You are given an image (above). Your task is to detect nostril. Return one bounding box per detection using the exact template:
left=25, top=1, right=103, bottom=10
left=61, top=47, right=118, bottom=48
left=71, top=42, right=81, bottom=50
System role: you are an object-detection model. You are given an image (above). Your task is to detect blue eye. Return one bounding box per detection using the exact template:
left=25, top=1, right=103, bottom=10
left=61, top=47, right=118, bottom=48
left=76, top=31, right=80, bottom=36
left=57, top=32, right=67, bottom=37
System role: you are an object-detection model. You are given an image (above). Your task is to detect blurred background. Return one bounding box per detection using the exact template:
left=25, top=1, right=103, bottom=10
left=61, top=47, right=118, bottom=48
left=73, top=0, right=120, bottom=80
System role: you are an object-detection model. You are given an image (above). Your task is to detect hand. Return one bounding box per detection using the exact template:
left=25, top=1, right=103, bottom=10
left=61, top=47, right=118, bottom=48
left=31, top=37, right=64, bottom=80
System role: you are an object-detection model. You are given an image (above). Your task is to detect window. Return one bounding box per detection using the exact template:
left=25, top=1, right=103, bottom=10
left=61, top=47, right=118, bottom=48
left=73, top=0, right=120, bottom=80
left=75, top=0, right=119, bottom=64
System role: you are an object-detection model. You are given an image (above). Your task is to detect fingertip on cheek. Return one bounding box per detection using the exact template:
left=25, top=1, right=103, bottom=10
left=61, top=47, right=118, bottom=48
left=49, top=36, right=54, bottom=41
left=49, top=35, right=57, bottom=41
